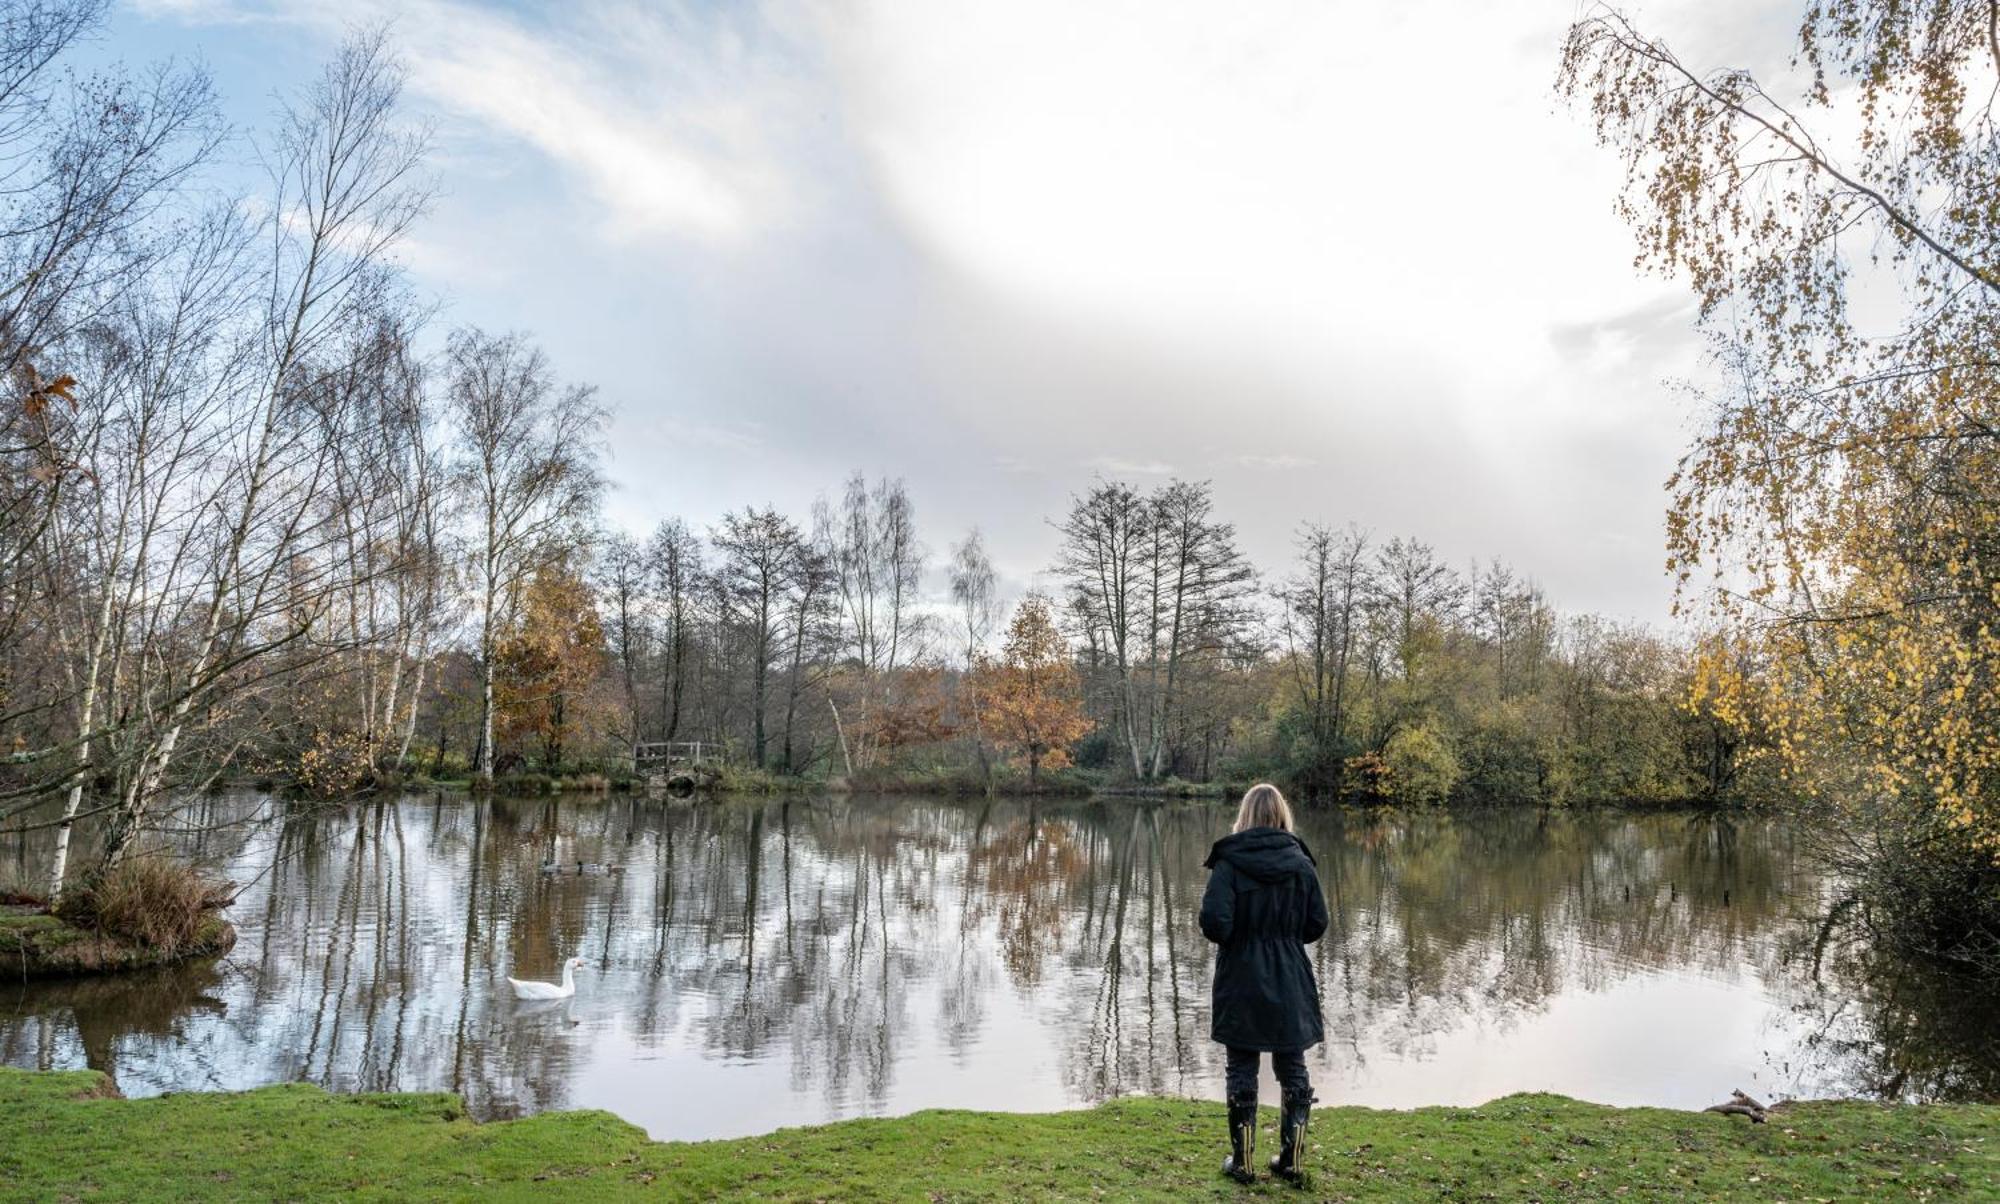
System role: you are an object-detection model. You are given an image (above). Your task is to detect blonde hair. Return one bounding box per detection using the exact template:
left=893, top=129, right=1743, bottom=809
left=1233, top=783, right=1294, bottom=833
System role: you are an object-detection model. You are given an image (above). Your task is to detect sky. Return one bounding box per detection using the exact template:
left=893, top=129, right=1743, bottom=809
left=112, top=0, right=1806, bottom=624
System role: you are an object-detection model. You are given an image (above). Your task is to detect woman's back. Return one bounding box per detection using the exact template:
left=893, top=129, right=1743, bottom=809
left=1199, top=825, right=1328, bottom=1052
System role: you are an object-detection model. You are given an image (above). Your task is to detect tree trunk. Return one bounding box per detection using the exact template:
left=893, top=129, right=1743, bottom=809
left=395, top=643, right=429, bottom=769
left=828, top=695, right=853, bottom=776
left=474, top=563, right=498, bottom=781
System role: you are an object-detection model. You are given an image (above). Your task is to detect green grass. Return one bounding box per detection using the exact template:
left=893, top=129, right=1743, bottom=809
left=1, top=1071, right=1994, bottom=1201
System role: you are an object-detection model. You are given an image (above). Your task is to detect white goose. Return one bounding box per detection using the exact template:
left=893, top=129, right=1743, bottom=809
left=508, top=956, right=584, bottom=1001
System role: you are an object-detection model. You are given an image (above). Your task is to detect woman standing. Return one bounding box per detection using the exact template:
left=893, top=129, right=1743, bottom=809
left=1199, top=783, right=1328, bottom=1184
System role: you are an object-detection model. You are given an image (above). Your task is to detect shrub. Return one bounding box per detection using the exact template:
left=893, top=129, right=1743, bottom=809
left=1458, top=718, right=1547, bottom=806
left=1845, top=817, right=2000, bottom=973
left=55, top=857, right=233, bottom=957
left=1381, top=724, right=1462, bottom=806
left=1342, top=751, right=1394, bottom=802
left=493, top=771, right=555, bottom=795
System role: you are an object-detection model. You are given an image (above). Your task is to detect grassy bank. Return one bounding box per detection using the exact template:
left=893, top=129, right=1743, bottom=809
left=0, top=907, right=235, bottom=978
left=1, top=872, right=236, bottom=981
left=2, top=1071, right=1993, bottom=1201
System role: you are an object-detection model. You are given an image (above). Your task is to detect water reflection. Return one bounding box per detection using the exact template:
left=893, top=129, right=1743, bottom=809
left=2, top=794, right=1993, bottom=1138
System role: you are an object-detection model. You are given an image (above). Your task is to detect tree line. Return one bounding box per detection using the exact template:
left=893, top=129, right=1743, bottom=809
left=234, top=466, right=1754, bottom=817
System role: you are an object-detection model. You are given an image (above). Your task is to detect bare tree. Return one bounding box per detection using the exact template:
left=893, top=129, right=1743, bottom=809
left=1141, top=480, right=1254, bottom=777
left=949, top=527, right=999, bottom=787
left=1283, top=522, right=1370, bottom=752
left=824, top=473, right=927, bottom=772
left=0, top=1, right=224, bottom=837
left=713, top=507, right=806, bottom=769
left=312, top=315, right=449, bottom=768
left=1055, top=481, right=1149, bottom=777
left=949, top=528, right=999, bottom=666
left=598, top=530, right=649, bottom=744
left=379, top=331, right=455, bottom=771
left=778, top=526, right=837, bottom=773
left=645, top=517, right=702, bottom=743
left=1372, top=537, right=1466, bottom=682
left=448, top=327, right=604, bottom=782
left=1056, top=479, right=1253, bottom=780
left=1471, top=559, right=1553, bottom=702
left=91, top=29, right=432, bottom=865
left=28, top=208, right=250, bottom=893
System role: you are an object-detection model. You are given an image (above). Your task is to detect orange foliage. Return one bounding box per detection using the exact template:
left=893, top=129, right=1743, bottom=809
left=869, top=664, right=958, bottom=752
left=969, top=594, right=1090, bottom=790
left=494, top=562, right=614, bottom=766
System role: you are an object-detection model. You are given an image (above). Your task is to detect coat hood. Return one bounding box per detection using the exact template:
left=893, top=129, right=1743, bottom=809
left=1203, top=826, right=1316, bottom=882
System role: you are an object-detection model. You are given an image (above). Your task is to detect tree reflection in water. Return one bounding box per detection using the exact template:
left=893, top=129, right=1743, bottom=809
left=1, top=793, right=1993, bottom=1138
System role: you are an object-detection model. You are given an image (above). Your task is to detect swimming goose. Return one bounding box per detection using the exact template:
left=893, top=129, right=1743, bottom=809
left=508, top=956, right=583, bottom=1000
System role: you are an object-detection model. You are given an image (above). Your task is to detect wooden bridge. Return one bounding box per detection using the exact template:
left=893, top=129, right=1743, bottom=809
left=632, top=741, right=717, bottom=793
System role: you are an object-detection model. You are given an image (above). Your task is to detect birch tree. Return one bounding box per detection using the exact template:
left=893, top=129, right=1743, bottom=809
left=54, top=29, right=434, bottom=867
left=31, top=210, right=247, bottom=895
left=1563, top=1, right=2000, bottom=954
left=949, top=528, right=999, bottom=786
left=824, top=473, right=926, bottom=771
left=448, top=327, right=604, bottom=782
left=0, top=0, right=223, bottom=850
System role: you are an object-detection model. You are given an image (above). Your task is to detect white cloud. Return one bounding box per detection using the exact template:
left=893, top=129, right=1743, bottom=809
left=150, top=0, right=813, bottom=243
left=825, top=2, right=1641, bottom=371
left=396, top=4, right=799, bottom=242
left=674, top=418, right=767, bottom=454
left=1235, top=454, right=1316, bottom=471
left=1081, top=456, right=1177, bottom=476
left=129, top=0, right=261, bottom=20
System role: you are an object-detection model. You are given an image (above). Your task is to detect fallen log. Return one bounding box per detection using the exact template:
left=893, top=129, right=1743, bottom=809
left=1704, top=1089, right=1768, bottom=1123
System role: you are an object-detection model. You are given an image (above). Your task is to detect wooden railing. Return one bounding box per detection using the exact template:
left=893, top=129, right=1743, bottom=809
left=632, top=741, right=712, bottom=770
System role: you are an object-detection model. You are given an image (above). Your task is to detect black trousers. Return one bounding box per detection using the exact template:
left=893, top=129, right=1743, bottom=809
left=1224, top=1046, right=1311, bottom=1106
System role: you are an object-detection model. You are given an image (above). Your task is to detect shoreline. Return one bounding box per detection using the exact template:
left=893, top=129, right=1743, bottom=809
left=2, top=1070, right=1991, bottom=1200
left=309, top=772, right=1749, bottom=809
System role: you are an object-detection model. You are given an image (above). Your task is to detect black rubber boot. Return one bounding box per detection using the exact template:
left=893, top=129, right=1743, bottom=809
left=1221, top=1099, right=1258, bottom=1184
left=1269, top=1090, right=1314, bottom=1184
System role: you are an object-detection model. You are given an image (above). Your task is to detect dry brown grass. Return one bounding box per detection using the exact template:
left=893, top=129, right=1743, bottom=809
left=0, top=864, right=48, bottom=907
left=55, top=857, right=234, bottom=957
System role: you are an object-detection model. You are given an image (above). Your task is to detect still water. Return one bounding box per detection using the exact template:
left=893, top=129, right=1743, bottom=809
left=3, top=793, right=1994, bottom=1139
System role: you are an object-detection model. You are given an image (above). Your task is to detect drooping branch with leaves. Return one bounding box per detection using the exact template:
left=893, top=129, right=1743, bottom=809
left=1563, top=0, right=2000, bottom=961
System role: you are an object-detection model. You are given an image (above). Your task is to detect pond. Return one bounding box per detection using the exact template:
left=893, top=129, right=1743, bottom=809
left=3, top=793, right=1996, bottom=1139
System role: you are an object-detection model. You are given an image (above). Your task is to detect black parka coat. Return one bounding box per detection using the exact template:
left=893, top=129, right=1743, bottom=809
left=1199, top=826, right=1329, bottom=1052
